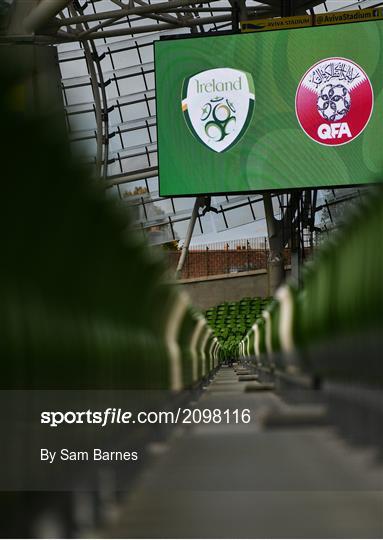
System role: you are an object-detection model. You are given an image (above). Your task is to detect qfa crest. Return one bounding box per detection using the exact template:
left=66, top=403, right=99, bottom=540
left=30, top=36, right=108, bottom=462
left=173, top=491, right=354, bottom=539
left=295, top=57, right=374, bottom=146
left=181, top=68, right=255, bottom=153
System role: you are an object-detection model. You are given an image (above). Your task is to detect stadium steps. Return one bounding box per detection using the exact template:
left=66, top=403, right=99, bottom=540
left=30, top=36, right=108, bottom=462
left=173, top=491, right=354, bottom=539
left=94, top=366, right=383, bottom=539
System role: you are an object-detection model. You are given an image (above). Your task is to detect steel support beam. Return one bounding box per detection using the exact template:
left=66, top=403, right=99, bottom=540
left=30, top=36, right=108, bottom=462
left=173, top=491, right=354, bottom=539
left=67, top=13, right=235, bottom=40
left=51, top=0, right=223, bottom=27
left=133, top=0, right=184, bottom=25
left=24, top=0, right=72, bottom=32
left=19, top=6, right=264, bottom=41
left=105, top=167, right=159, bottom=189
left=175, top=197, right=204, bottom=279
left=78, top=0, right=184, bottom=38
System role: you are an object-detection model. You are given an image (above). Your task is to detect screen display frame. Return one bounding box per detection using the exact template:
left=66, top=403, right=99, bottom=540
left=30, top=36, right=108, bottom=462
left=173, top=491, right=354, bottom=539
left=154, top=20, right=382, bottom=197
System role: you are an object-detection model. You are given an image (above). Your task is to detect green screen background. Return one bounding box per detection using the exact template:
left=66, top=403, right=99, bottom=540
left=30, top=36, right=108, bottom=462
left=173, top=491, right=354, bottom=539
left=155, top=21, right=383, bottom=196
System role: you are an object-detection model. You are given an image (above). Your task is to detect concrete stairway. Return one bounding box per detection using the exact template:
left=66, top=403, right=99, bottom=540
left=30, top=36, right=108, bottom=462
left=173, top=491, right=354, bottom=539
left=95, top=366, right=383, bottom=538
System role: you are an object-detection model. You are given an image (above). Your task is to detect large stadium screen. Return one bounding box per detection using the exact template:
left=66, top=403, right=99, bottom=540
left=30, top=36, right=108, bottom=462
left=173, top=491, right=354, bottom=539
left=155, top=21, right=383, bottom=196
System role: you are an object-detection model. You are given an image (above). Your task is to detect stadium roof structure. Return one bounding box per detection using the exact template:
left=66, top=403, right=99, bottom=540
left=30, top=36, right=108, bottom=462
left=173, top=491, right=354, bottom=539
left=3, top=0, right=378, bottom=244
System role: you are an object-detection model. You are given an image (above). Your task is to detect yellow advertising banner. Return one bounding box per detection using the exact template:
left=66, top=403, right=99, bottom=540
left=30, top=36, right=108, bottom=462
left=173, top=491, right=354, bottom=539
left=241, top=14, right=311, bottom=33
left=241, top=8, right=383, bottom=33
left=315, top=7, right=383, bottom=26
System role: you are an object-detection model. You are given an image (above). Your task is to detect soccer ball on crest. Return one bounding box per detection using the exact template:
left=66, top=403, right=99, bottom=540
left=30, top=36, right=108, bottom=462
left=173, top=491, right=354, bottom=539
left=201, top=97, right=236, bottom=142
left=317, top=84, right=351, bottom=122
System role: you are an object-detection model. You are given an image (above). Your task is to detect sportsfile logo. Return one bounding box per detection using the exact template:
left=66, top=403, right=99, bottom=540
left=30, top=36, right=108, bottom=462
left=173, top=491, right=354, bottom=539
left=181, top=68, right=255, bottom=152
left=295, top=58, right=374, bottom=146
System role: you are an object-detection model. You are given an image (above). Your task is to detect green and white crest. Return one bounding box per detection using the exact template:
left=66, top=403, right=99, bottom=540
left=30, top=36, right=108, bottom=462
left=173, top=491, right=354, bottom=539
left=181, top=68, right=255, bottom=153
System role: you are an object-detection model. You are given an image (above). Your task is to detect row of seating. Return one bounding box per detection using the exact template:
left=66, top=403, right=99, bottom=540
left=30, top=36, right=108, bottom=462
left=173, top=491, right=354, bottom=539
left=238, top=188, right=383, bottom=385
left=0, top=62, right=220, bottom=391
left=205, top=297, right=270, bottom=360
left=0, top=47, right=221, bottom=539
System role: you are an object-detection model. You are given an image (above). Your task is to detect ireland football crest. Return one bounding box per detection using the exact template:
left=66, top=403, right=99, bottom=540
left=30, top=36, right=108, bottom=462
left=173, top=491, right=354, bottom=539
left=181, top=68, right=255, bottom=153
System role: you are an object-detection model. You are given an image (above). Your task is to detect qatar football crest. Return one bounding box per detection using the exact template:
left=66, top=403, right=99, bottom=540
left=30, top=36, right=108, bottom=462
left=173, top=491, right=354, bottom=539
left=295, top=58, right=374, bottom=146
left=181, top=68, right=255, bottom=153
